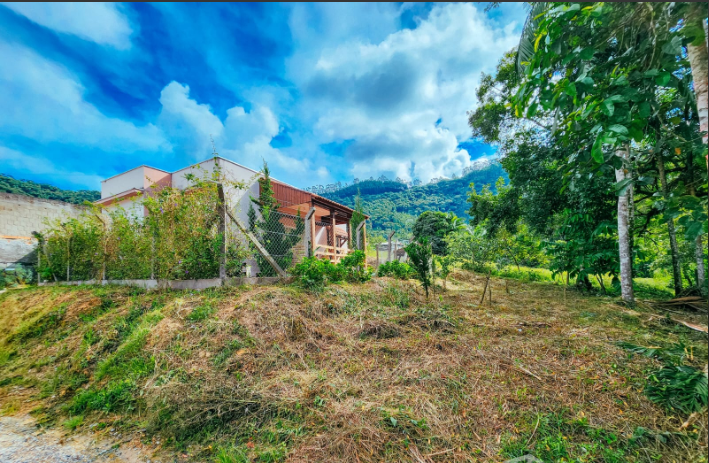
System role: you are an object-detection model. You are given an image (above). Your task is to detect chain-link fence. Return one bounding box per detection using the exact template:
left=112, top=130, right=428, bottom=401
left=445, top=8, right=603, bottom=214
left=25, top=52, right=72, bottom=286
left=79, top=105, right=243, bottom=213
left=243, top=202, right=307, bottom=277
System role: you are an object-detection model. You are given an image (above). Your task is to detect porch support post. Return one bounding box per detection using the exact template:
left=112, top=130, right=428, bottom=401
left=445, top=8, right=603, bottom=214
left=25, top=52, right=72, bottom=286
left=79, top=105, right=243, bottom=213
left=304, top=207, right=316, bottom=259
left=331, top=210, right=337, bottom=261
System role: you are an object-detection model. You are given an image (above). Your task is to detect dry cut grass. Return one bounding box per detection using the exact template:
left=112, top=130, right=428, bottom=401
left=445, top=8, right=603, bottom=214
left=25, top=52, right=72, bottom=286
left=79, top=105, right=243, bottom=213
left=0, top=271, right=706, bottom=463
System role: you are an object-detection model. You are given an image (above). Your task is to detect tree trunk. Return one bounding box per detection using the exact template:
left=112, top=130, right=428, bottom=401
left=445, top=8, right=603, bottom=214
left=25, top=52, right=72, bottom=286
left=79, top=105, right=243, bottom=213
left=615, top=146, right=634, bottom=304
left=657, top=151, right=683, bottom=296
left=686, top=14, right=708, bottom=164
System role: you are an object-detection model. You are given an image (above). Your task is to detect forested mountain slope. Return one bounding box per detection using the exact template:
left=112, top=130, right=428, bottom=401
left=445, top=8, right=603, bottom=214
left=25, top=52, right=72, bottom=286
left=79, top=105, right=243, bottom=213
left=0, top=174, right=100, bottom=204
left=323, top=162, right=508, bottom=237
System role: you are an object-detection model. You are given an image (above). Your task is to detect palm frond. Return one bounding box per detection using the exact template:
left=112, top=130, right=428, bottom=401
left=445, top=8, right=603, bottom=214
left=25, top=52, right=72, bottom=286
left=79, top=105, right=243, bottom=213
left=516, top=2, right=550, bottom=76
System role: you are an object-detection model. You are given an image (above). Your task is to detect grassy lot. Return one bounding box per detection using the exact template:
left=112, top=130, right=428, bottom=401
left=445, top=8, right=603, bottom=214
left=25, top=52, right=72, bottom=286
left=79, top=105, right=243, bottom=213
left=0, top=270, right=706, bottom=462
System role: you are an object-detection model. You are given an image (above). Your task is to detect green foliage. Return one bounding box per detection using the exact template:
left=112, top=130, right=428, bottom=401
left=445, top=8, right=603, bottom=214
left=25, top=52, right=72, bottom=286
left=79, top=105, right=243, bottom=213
left=0, top=264, right=33, bottom=288
left=645, top=366, right=708, bottom=415
left=249, top=162, right=304, bottom=276
left=292, top=251, right=372, bottom=289
left=338, top=251, right=373, bottom=283
left=501, top=412, right=631, bottom=463
left=0, top=173, right=99, bottom=204
left=292, top=257, right=331, bottom=290
left=619, top=342, right=708, bottom=415
left=37, top=166, right=249, bottom=281
left=404, top=238, right=433, bottom=297
left=433, top=255, right=454, bottom=287
left=10, top=304, right=67, bottom=343
left=377, top=261, right=416, bottom=280
left=187, top=302, right=216, bottom=322
left=63, top=415, right=84, bottom=431
left=323, top=164, right=509, bottom=237
left=70, top=379, right=137, bottom=414
left=412, top=211, right=461, bottom=255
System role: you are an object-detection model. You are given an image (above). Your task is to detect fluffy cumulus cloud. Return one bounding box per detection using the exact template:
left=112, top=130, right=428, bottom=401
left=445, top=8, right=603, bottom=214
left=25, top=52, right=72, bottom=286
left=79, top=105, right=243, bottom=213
left=0, top=39, right=166, bottom=152
left=0, top=2, right=525, bottom=190
left=157, top=81, right=311, bottom=175
left=1, top=2, right=133, bottom=49
left=291, top=2, right=520, bottom=182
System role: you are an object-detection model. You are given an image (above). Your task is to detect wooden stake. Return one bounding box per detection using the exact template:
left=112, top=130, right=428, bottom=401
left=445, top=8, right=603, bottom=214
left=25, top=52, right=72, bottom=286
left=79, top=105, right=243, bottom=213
left=479, top=271, right=491, bottom=305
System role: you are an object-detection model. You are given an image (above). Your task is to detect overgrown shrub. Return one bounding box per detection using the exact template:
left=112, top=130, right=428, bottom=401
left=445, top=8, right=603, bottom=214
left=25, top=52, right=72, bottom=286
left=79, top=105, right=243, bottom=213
left=338, top=251, right=372, bottom=283
left=292, top=251, right=372, bottom=290
left=1, top=264, right=33, bottom=288
left=36, top=168, right=249, bottom=281
left=404, top=238, right=433, bottom=297
left=377, top=261, right=415, bottom=279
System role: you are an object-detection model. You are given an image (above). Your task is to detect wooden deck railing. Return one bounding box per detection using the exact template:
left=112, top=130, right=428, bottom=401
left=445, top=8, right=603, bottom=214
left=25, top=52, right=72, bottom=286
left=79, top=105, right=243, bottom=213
left=314, top=245, right=351, bottom=262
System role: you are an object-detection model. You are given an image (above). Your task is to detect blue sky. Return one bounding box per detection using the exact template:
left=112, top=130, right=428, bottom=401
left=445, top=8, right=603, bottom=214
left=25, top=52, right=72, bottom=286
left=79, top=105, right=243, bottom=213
left=0, top=2, right=526, bottom=191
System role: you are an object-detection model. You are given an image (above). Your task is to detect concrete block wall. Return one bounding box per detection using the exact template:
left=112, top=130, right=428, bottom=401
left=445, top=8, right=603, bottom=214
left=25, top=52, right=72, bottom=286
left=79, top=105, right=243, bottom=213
left=0, top=193, right=85, bottom=267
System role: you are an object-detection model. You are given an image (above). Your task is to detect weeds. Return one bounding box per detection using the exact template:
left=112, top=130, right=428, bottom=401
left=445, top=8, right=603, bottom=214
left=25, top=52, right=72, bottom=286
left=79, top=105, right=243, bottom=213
left=70, top=379, right=137, bottom=414
left=63, top=415, right=84, bottom=431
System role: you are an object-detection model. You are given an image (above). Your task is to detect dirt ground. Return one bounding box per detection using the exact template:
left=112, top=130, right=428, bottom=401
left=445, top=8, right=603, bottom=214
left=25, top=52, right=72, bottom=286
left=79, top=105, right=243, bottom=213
left=0, top=414, right=164, bottom=463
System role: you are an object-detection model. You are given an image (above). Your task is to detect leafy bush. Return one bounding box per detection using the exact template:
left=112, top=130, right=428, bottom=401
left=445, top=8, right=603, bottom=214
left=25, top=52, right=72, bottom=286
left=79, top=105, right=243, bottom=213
left=338, top=250, right=372, bottom=283
left=1, top=264, right=34, bottom=288
left=292, top=257, right=333, bottom=289
left=377, top=261, right=415, bottom=279
left=36, top=166, right=249, bottom=281
left=404, top=238, right=434, bottom=297
left=645, top=366, right=708, bottom=414
left=292, top=251, right=372, bottom=290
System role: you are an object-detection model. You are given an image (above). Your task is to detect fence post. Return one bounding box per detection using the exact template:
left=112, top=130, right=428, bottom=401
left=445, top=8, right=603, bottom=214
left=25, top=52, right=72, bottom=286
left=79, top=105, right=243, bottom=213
left=226, top=209, right=287, bottom=278
left=304, top=207, right=316, bottom=259
left=355, top=221, right=365, bottom=251
left=217, top=183, right=227, bottom=280
left=387, top=230, right=395, bottom=263
left=362, top=220, right=367, bottom=255
left=310, top=209, right=316, bottom=257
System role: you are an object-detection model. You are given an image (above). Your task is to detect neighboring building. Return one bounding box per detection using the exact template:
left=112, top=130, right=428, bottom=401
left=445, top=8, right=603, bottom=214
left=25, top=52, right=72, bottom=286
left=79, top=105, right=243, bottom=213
left=96, top=157, right=367, bottom=266
left=0, top=193, right=84, bottom=269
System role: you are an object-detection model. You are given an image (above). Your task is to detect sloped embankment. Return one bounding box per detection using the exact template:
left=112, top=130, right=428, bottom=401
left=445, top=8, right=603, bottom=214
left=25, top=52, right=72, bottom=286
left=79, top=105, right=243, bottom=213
left=0, top=275, right=706, bottom=462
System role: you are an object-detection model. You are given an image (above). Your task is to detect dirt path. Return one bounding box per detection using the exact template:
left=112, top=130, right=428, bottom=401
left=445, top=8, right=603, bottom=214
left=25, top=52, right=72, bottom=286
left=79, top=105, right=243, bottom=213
left=0, top=415, right=164, bottom=463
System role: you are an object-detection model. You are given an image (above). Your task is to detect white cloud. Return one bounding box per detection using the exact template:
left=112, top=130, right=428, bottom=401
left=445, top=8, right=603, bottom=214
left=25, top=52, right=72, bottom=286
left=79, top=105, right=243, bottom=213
left=0, top=146, right=103, bottom=188
left=155, top=81, right=311, bottom=177
left=0, top=39, right=167, bottom=152
left=2, top=2, right=133, bottom=49
left=157, top=82, right=223, bottom=160
left=289, top=2, right=520, bottom=182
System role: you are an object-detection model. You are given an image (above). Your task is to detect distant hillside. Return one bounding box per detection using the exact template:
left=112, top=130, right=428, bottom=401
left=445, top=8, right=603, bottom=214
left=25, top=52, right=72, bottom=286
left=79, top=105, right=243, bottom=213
left=0, top=174, right=100, bottom=204
left=323, top=162, right=508, bottom=237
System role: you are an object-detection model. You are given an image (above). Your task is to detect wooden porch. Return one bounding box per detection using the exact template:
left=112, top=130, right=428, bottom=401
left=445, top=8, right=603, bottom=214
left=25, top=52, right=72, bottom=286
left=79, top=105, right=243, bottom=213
left=268, top=180, right=368, bottom=263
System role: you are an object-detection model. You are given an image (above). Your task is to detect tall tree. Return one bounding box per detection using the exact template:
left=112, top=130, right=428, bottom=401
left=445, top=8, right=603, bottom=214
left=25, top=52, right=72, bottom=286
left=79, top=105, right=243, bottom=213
left=513, top=2, right=707, bottom=303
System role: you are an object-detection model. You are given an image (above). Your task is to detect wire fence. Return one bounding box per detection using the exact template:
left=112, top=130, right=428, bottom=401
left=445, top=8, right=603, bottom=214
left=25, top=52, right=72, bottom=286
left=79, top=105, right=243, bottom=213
left=245, top=208, right=306, bottom=277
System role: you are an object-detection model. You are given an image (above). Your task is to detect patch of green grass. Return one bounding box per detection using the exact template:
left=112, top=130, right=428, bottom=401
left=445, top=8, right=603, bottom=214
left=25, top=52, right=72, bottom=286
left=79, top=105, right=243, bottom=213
left=40, top=366, right=88, bottom=398
left=214, top=446, right=250, bottom=463
left=0, top=348, right=15, bottom=367
left=187, top=301, right=217, bottom=322
left=70, top=379, right=137, bottom=414
left=501, top=411, right=644, bottom=463
left=10, top=304, right=67, bottom=342
left=96, top=326, right=155, bottom=380
left=63, top=415, right=84, bottom=430
left=0, top=400, right=19, bottom=415
left=634, top=277, right=674, bottom=300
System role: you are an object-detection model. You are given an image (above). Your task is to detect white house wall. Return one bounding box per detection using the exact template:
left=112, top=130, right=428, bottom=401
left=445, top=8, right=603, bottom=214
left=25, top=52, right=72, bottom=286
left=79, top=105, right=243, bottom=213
left=101, top=167, right=147, bottom=199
